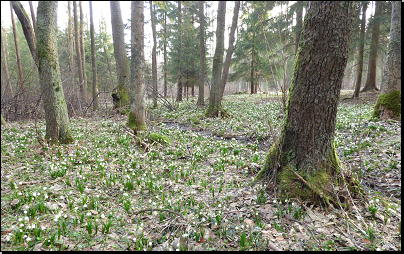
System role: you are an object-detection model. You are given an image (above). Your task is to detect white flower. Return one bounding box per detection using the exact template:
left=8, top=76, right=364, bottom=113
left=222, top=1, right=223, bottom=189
left=18, top=192, right=22, bottom=196
left=149, top=242, right=152, bottom=246
left=44, top=194, right=48, bottom=199
left=83, top=204, right=88, bottom=208
left=60, top=196, right=64, bottom=199
left=41, top=226, right=46, bottom=230
left=235, top=226, right=239, bottom=230
left=123, top=193, right=128, bottom=196
left=87, top=212, right=92, bottom=216
left=24, top=210, right=28, bottom=214
left=23, top=235, right=27, bottom=239
left=18, top=218, right=23, bottom=222
left=24, top=216, right=29, bottom=221
left=26, top=237, right=32, bottom=242
left=101, top=214, right=105, bottom=219
left=43, top=187, right=47, bottom=190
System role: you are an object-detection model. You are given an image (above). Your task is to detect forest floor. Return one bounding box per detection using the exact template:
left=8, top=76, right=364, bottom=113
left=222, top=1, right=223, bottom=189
left=1, top=91, right=401, bottom=251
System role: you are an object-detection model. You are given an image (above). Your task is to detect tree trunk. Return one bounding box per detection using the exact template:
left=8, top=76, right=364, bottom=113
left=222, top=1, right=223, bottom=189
left=176, top=1, right=183, bottom=102
left=79, top=1, right=87, bottom=101
left=255, top=2, right=361, bottom=206
left=11, top=1, right=38, bottom=66
left=89, top=1, right=98, bottom=111
left=373, top=2, right=401, bottom=120
left=250, top=47, right=254, bottom=94
left=37, top=1, right=74, bottom=144
left=128, top=1, right=146, bottom=134
left=196, top=1, right=205, bottom=107
left=68, top=2, right=75, bottom=80
left=163, top=3, right=168, bottom=98
left=353, top=2, right=368, bottom=98
left=220, top=1, right=240, bottom=100
left=150, top=1, right=158, bottom=108
left=294, top=2, right=303, bottom=55
left=73, top=1, right=85, bottom=104
left=29, top=1, right=37, bottom=34
left=205, top=1, right=227, bottom=117
left=110, top=1, right=130, bottom=109
left=1, top=26, right=13, bottom=99
left=361, top=1, right=382, bottom=93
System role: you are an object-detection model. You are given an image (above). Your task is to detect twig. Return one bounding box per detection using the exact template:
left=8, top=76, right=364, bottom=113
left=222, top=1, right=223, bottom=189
left=134, top=208, right=185, bottom=220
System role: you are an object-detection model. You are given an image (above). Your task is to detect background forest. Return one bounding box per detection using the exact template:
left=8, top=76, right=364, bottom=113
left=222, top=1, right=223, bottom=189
left=1, top=1, right=401, bottom=251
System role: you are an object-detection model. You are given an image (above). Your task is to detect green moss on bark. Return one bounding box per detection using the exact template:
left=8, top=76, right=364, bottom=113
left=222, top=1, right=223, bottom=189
left=127, top=112, right=146, bottom=133
left=372, top=90, right=401, bottom=119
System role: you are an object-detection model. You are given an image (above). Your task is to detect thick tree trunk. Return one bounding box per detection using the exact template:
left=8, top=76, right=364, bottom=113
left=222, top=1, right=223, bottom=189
left=361, top=1, right=382, bottom=93
left=176, top=1, right=183, bottom=102
left=89, top=1, right=98, bottom=111
left=373, top=2, right=401, bottom=120
left=37, top=1, right=73, bottom=144
left=255, top=2, right=360, bottom=206
left=150, top=1, right=158, bottom=108
left=220, top=1, right=240, bottom=100
left=353, top=2, right=368, bottom=98
left=127, top=1, right=146, bottom=134
left=206, top=1, right=227, bottom=117
left=73, top=1, right=85, bottom=104
left=196, top=1, right=205, bottom=107
left=110, top=1, right=130, bottom=109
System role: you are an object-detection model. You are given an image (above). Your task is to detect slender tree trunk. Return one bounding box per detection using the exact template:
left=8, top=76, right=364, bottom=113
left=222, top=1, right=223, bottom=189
left=361, top=1, right=382, bottom=93
left=250, top=47, right=255, bottom=94
left=1, top=26, right=13, bottom=99
left=196, top=1, right=205, bottom=107
left=353, top=2, right=368, bottom=97
left=89, top=1, right=98, bottom=111
left=37, top=1, right=74, bottom=144
left=176, top=1, right=183, bottom=102
left=294, top=2, right=303, bottom=55
left=11, top=1, right=38, bottom=66
left=110, top=1, right=130, bottom=108
left=255, top=2, right=360, bottom=206
left=79, top=1, right=87, bottom=101
left=373, top=2, right=401, bottom=120
left=67, top=1, right=75, bottom=80
left=128, top=1, right=146, bottom=134
left=73, top=1, right=85, bottom=104
left=163, top=3, right=167, bottom=98
left=150, top=1, right=158, bottom=108
left=29, top=1, right=36, bottom=35
left=11, top=2, right=25, bottom=93
left=205, top=1, right=226, bottom=117
left=220, top=1, right=240, bottom=100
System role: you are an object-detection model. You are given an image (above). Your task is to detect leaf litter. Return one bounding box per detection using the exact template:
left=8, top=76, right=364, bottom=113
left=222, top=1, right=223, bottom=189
left=1, top=92, right=400, bottom=251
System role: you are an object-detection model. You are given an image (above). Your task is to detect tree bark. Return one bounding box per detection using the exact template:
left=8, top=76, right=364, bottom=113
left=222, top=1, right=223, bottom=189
left=37, top=1, right=74, bottom=144
left=176, top=1, right=183, bottom=102
left=205, top=1, right=227, bottom=117
left=361, top=1, right=382, bottom=93
left=196, top=1, right=205, bottom=107
left=10, top=2, right=25, bottom=93
left=110, top=1, right=130, bottom=108
left=67, top=1, right=75, bottom=79
left=89, top=1, right=98, bottom=111
left=128, top=1, right=146, bottom=134
left=73, top=1, right=85, bottom=104
left=353, top=2, right=368, bottom=98
left=220, top=1, right=240, bottom=100
left=150, top=1, right=158, bottom=108
left=255, top=2, right=360, bottom=205
left=373, top=2, right=401, bottom=120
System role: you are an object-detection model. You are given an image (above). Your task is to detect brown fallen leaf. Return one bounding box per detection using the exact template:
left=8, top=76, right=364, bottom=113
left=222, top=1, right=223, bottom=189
left=361, top=239, right=371, bottom=244
left=276, top=236, right=284, bottom=241
left=198, top=237, right=206, bottom=243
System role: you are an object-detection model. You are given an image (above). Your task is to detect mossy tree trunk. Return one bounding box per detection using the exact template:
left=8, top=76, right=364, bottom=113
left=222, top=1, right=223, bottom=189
left=110, top=1, right=130, bottom=108
left=127, top=1, right=146, bottom=134
left=373, top=2, right=401, bottom=120
left=205, top=1, right=227, bottom=118
left=361, top=1, right=382, bottom=93
left=353, top=2, right=368, bottom=98
left=196, top=1, right=205, bottom=107
left=255, top=2, right=360, bottom=206
left=37, top=1, right=74, bottom=144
